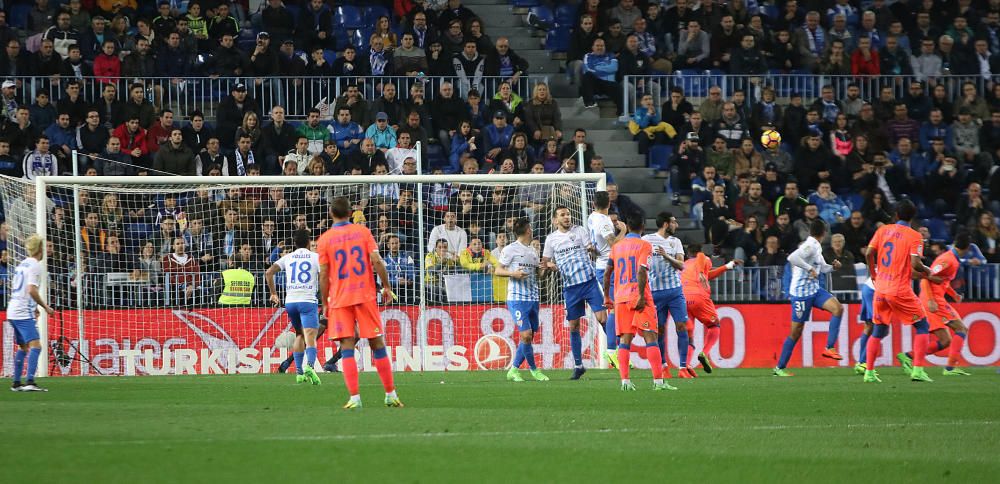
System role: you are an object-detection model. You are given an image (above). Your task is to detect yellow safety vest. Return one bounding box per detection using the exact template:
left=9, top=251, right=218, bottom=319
left=219, top=268, right=255, bottom=305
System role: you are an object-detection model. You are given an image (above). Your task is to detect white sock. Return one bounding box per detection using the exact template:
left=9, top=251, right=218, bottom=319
left=350, top=395, right=361, bottom=403
left=654, top=379, right=663, bottom=385
left=386, top=390, right=397, bottom=399
left=621, top=378, right=631, bottom=384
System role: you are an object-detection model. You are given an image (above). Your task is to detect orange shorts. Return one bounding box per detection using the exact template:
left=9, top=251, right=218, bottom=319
left=686, top=296, right=718, bottom=325
left=873, top=290, right=927, bottom=326
left=327, top=301, right=384, bottom=340
left=615, top=300, right=658, bottom=336
left=924, top=300, right=960, bottom=331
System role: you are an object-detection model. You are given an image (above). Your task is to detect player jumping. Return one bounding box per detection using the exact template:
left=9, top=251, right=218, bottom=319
left=266, top=229, right=323, bottom=385
left=680, top=243, right=740, bottom=378
left=496, top=218, right=549, bottom=382
left=7, top=235, right=54, bottom=392
left=642, top=212, right=686, bottom=378
left=864, top=199, right=933, bottom=383
left=898, top=232, right=974, bottom=376
left=603, top=211, right=675, bottom=391
left=588, top=191, right=627, bottom=368
left=773, top=220, right=845, bottom=377
left=318, top=197, right=402, bottom=408
left=853, top=277, right=876, bottom=375
left=542, top=206, right=608, bottom=380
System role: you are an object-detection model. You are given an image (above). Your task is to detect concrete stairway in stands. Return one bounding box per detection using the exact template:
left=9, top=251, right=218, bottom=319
left=465, top=0, right=703, bottom=243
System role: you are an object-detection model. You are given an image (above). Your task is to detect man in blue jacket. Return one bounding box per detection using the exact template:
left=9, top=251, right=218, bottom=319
left=43, top=112, right=75, bottom=169
left=580, top=38, right=622, bottom=115
left=329, top=106, right=364, bottom=155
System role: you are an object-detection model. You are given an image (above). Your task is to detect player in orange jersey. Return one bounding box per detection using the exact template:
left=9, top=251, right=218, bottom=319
left=318, top=197, right=402, bottom=409
left=863, top=199, right=933, bottom=383
left=902, top=232, right=975, bottom=376
left=679, top=243, right=742, bottom=378
left=602, top=211, right=675, bottom=391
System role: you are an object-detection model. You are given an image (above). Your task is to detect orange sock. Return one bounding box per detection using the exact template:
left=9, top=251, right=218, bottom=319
left=647, top=346, right=663, bottom=380
left=948, top=333, right=966, bottom=368
left=617, top=347, right=631, bottom=380
left=913, top=334, right=929, bottom=367
left=341, top=351, right=359, bottom=396
left=373, top=355, right=395, bottom=393
left=631, top=345, right=647, bottom=359
left=704, top=325, right=720, bottom=355
left=924, top=337, right=947, bottom=356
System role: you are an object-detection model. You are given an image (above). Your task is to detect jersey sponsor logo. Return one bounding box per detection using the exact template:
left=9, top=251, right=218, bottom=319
left=473, top=334, right=513, bottom=370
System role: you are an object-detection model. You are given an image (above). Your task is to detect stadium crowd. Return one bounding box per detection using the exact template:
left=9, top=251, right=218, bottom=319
left=0, top=0, right=994, bottom=307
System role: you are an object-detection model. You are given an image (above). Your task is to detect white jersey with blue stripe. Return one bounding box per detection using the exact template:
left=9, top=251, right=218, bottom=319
left=274, top=248, right=320, bottom=304
left=642, top=232, right=685, bottom=291
left=499, top=240, right=540, bottom=301
left=788, top=237, right=832, bottom=298
left=587, top=212, right=615, bottom=270
left=6, top=257, right=41, bottom=320
left=863, top=277, right=875, bottom=290
left=543, top=225, right=596, bottom=287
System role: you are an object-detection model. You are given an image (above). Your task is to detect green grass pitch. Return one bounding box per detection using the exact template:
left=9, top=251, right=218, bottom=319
left=1, top=368, right=998, bottom=482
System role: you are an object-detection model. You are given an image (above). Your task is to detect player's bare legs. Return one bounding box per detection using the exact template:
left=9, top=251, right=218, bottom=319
left=820, top=298, right=845, bottom=360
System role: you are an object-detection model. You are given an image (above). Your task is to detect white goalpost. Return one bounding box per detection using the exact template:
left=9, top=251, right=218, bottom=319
left=4, top=172, right=607, bottom=377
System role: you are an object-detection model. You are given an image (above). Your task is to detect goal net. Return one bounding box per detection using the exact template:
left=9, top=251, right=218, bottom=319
left=0, top=173, right=606, bottom=377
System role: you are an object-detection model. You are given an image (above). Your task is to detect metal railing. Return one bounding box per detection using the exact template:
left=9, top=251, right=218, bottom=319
left=4, top=263, right=994, bottom=310
left=621, top=73, right=999, bottom=121
left=6, top=74, right=549, bottom=121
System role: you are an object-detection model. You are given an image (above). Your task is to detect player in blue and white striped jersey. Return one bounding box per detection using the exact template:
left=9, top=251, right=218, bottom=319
left=542, top=206, right=608, bottom=380
left=496, top=218, right=549, bottom=382
left=774, top=220, right=845, bottom=377
left=642, top=212, right=688, bottom=375
left=854, top=277, right=876, bottom=375
left=588, top=191, right=627, bottom=367
left=266, top=229, right=323, bottom=385
left=7, top=234, right=54, bottom=392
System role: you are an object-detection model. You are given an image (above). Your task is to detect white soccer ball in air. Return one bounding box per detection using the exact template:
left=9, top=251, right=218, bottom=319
left=274, top=331, right=296, bottom=351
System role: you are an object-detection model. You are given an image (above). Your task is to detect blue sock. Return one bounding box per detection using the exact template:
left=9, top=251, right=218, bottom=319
left=605, top=313, right=617, bottom=350
left=522, top=342, right=536, bottom=370
left=305, top=347, right=317, bottom=367
left=777, top=337, right=797, bottom=369
left=293, top=351, right=304, bottom=375
left=512, top=343, right=525, bottom=369
left=13, top=349, right=25, bottom=384
left=27, top=347, right=40, bottom=382
left=677, top=330, right=689, bottom=368
left=858, top=332, right=870, bottom=364
left=657, top=326, right=667, bottom=364
left=826, top=314, right=842, bottom=349
left=570, top=329, right=582, bottom=366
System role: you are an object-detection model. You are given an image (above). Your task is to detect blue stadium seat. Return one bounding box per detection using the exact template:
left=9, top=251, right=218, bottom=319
left=527, top=6, right=554, bottom=31
left=352, top=29, right=371, bottom=51
left=675, top=70, right=709, bottom=97
left=647, top=144, right=673, bottom=171
left=425, top=144, right=447, bottom=170
left=554, top=4, right=577, bottom=25
left=844, top=193, right=864, bottom=212
left=923, top=218, right=950, bottom=241
left=760, top=4, right=779, bottom=20
left=511, top=0, right=541, bottom=7
left=323, top=49, right=338, bottom=67
left=365, top=5, right=391, bottom=25
left=10, top=4, right=31, bottom=30
left=335, top=5, right=364, bottom=30
left=285, top=4, right=300, bottom=22
left=545, top=26, right=570, bottom=53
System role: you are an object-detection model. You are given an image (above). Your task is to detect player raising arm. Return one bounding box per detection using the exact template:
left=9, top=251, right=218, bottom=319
left=642, top=212, right=687, bottom=377
left=773, top=220, right=845, bottom=377
left=679, top=243, right=741, bottom=377
left=266, top=229, right=323, bottom=385
left=588, top=191, right=627, bottom=367
left=318, top=197, right=402, bottom=408
left=495, top=218, right=548, bottom=382
left=900, top=231, right=975, bottom=376
left=542, top=206, right=608, bottom=380
left=8, top=235, right=54, bottom=392
left=603, top=211, right=675, bottom=391
left=864, top=199, right=933, bottom=383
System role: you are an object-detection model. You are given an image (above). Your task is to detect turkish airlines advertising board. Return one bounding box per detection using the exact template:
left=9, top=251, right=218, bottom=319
left=2, top=303, right=998, bottom=376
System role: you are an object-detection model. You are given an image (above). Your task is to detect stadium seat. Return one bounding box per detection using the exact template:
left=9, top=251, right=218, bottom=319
left=10, top=4, right=31, bottom=30
left=647, top=144, right=673, bottom=171
left=545, top=27, right=570, bottom=53
left=364, top=5, right=391, bottom=25
left=554, top=4, right=578, bottom=25
left=352, top=30, right=371, bottom=51
left=335, top=5, right=364, bottom=30
left=323, top=49, right=338, bottom=67
left=285, top=4, right=300, bottom=22
left=674, top=70, right=709, bottom=97
left=844, top=193, right=864, bottom=212
left=425, top=144, right=447, bottom=170
left=511, top=0, right=541, bottom=7
left=760, top=4, right=779, bottom=20
left=923, top=218, right=950, bottom=241
left=526, top=6, right=554, bottom=31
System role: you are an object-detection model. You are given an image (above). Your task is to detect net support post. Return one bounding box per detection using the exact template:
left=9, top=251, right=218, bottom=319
left=415, top=142, right=427, bottom=372
left=33, top=176, right=49, bottom=377
left=71, top=150, right=88, bottom=375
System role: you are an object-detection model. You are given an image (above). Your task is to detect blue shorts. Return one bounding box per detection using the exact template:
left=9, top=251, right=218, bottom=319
left=286, top=301, right=319, bottom=331
left=790, top=289, right=834, bottom=323
left=859, top=284, right=875, bottom=323
left=653, top=287, right=688, bottom=327
left=508, top=300, right=540, bottom=332
left=9, top=319, right=39, bottom=345
left=596, top=268, right=614, bottom=301
left=564, top=278, right=605, bottom=321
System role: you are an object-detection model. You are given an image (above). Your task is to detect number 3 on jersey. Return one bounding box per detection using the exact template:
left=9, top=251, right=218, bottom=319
left=881, top=241, right=894, bottom=267
left=334, top=246, right=366, bottom=279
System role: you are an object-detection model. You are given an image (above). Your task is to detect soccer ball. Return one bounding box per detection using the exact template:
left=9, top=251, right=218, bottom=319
left=274, top=331, right=296, bottom=351
left=760, top=129, right=782, bottom=149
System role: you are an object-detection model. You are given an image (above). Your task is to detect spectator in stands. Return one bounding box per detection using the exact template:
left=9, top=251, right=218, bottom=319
left=95, top=83, right=124, bottom=130
left=568, top=14, right=599, bottom=85
left=955, top=182, right=996, bottom=228
left=383, top=234, right=416, bottom=304
left=703, top=184, right=739, bottom=243
left=809, top=181, right=850, bottom=227
left=956, top=81, right=991, bottom=123
left=617, top=34, right=658, bottom=108
left=489, top=81, right=523, bottom=130
left=44, top=10, right=80, bottom=59
left=424, top=238, right=457, bottom=303
left=729, top=32, right=765, bottom=77
left=885, top=103, right=920, bottom=148
left=370, top=83, right=406, bottom=130
left=824, top=233, right=857, bottom=291
left=99, top=136, right=130, bottom=176
left=607, top=183, right=640, bottom=220
left=349, top=138, right=387, bottom=174
left=920, top=108, right=954, bottom=153
left=44, top=112, right=76, bottom=168
left=765, top=211, right=799, bottom=254
left=93, top=40, right=122, bottom=85
left=437, top=0, right=476, bottom=33
left=501, top=133, right=535, bottom=174
left=145, top=110, right=174, bottom=155
left=465, top=88, right=489, bottom=131
left=333, top=83, right=370, bottom=129
left=912, top=37, right=941, bottom=84
left=366, top=111, right=398, bottom=153
left=295, top=0, right=335, bottom=52
left=580, top=38, right=621, bottom=114
left=122, top=37, right=156, bottom=83
left=430, top=81, right=466, bottom=153
left=60, top=45, right=92, bottom=87
left=77, top=109, right=109, bottom=165
left=230, top=134, right=258, bottom=176
left=460, top=236, right=497, bottom=274
left=928, top=154, right=966, bottom=212
left=756, top=234, right=787, bottom=267
left=113, top=115, right=148, bottom=168
left=676, top=19, right=710, bottom=70
left=329, top=107, right=364, bottom=155
left=195, top=138, right=226, bottom=175
left=774, top=180, right=808, bottom=222
left=0, top=40, right=28, bottom=85
left=972, top=212, right=1000, bottom=263
left=880, top=35, right=912, bottom=77
left=185, top=216, right=216, bottom=269
left=482, top=110, right=514, bottom=164
left=4, top=106, right=36, bottom=158
left=451, top=38, right=485, bottom=94
left=732, top=212, right=765, bottom=264
left=429, top=211, right=467, bottom=256
left=661, top=87, right=693, bottom=134
left=486, top=36, right=528, bottom=85
left=122, top=83, right=155, bottom=130
left=448, top=120, right=478, bottom=172
left=426, top=40, right=452, bottom=76
left=735, top=180, right=773, bottom=226
left=406, top=11, right=437, bottom=50
left=732, top=138, right=763, bottom=179
left=153, top=129, right=196, bottom=176
left=861, top=189, right=893, bottom=226
left=162, top=237, right=201, bottom=301
left=260, top=0, right=294, bottom=45
left=954, top=108, right=986, bottom=172
left=888, top=137, right=928, bottom=189
left=21, top=134, right=57, bottom=180
left=385, top=132, right=418, bottom=173
left=395, top=32, right=428, bottom=76
left=133, top=240, right=163, bottom=287
left=836, top=210, right=872, bottom=259
left=0, top=139, right=19, bottom=178
left=208, top=3, right=239, bottom=41
left=208, top=33, right=249, bottom=79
